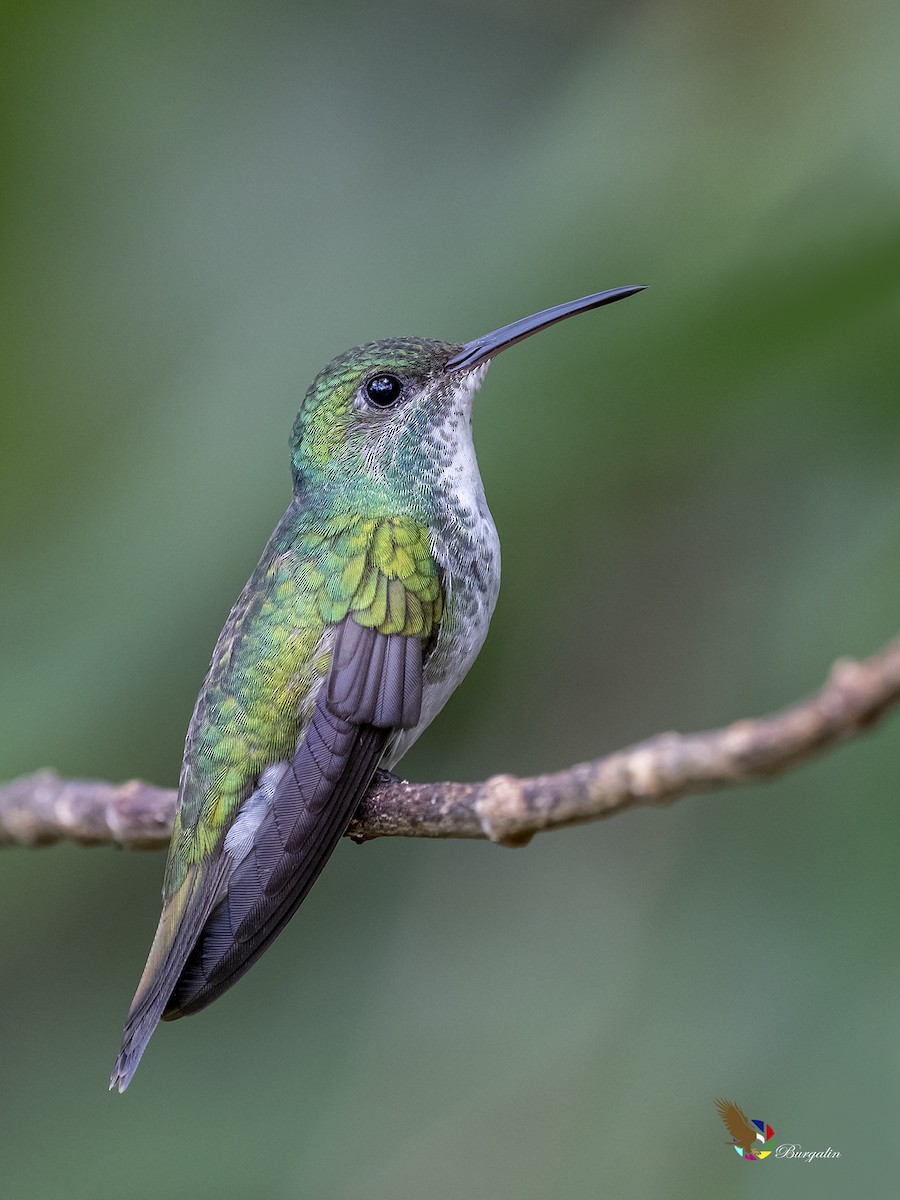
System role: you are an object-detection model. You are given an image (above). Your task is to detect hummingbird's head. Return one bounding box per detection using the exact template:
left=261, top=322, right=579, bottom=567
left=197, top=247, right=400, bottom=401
left=289, top=286, right=647, bottom=511
left=290, top=337, right=481, bottom=510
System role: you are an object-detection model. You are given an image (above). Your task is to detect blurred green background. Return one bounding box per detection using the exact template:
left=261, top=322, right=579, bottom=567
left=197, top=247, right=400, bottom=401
left=1, top=1, right=898, bottom=1196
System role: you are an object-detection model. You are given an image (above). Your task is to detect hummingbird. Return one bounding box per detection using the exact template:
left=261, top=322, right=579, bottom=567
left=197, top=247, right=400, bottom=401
left=109, top=284, right=645, bottom=1092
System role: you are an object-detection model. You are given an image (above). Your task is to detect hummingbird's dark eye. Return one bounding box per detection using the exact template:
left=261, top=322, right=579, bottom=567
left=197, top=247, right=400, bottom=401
left=364, top=374, right=404, bottom=408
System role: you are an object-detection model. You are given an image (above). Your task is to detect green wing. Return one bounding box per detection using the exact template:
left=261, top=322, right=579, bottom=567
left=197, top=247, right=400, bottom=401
left=110, top=511, right=442, bottom=1091
left=166, top=512, right=442, bottom=878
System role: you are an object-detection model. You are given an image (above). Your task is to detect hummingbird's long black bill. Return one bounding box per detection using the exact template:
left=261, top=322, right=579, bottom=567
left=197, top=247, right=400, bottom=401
left=445, top=285, right=647, bottom=372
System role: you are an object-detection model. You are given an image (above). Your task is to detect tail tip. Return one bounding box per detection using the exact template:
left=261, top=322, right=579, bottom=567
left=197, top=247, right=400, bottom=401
left=109, top=1061, right=131, bottom=1094
left=109, top=1044, right=142, bottom=1094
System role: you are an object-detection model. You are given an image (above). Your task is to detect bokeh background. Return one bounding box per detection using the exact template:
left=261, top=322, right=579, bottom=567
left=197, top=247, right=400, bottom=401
left=2, top=1, right=898, bottom=1196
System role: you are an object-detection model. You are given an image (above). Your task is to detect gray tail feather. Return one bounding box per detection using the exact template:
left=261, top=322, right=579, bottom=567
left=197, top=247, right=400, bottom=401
left=110, top=718, right=385, bottom=1090
left=109, top=860, right=229, bottom=1093
left=165, top=724, right=386, bottom=1018
left=109, top=1002, right=163, bottom=1094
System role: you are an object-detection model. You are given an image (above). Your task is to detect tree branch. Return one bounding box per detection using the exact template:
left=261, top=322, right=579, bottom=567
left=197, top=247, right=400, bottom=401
left=3, top=635, right=899, bottom=851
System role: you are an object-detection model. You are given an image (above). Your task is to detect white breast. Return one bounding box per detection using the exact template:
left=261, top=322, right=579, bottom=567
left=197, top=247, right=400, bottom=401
left=385, top=382, right=500, bottom=767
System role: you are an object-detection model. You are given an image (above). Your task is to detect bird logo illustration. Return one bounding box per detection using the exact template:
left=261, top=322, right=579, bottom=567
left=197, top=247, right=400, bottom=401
left=715, top=1098, right=774, bottom=1160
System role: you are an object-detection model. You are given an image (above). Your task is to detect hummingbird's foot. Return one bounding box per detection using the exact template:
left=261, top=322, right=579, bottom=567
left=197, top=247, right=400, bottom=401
left=346, top=770, right=406, bottom=845
left=372, top=767, right=406, bottom=789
